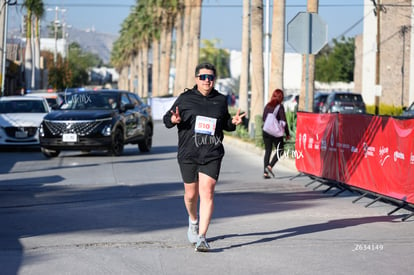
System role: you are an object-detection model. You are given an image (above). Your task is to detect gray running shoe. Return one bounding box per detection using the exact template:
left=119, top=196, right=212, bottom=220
left=195, top=235, right=210, bottom=252
left=187, top=217, right=198, bottom=244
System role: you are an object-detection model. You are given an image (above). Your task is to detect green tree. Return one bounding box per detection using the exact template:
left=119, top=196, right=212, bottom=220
left=48, top=62, right=66, bottom=89
left=199, top=39, right=230, bottom=78
left=45, top=42, right=102, bottom=89
left=67, top=42, right=102, bottom=87
left=315, top=37, right=355, bottom=83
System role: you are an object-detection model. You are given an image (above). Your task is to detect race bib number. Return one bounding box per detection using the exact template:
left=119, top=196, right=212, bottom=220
left=195, top=116, right=216, bottom=135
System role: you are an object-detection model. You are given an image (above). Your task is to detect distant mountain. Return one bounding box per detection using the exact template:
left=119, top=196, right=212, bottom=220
left=7, top=19, right=118, bottom=65
left=65, top=27, right=118, bottom=64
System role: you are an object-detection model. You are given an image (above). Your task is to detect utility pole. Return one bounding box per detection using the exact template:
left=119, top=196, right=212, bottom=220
left=0, top=0, right=9, bottom=96
left=47, top=6, right=66, bottom=64
left=299, top=0, right=318, bottom=112
left=399, top=25, right=409, bottom=107
left=264, top=0, right=270, bottom=104
left=53, top=7, right=58, bottom=64
left=372, top=0, right=385, bottom=115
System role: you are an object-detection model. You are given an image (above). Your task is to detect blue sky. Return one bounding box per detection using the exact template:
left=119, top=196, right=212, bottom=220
left=8, top=0, right=365, bottom=51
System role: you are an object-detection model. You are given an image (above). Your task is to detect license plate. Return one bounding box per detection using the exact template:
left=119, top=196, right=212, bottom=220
left=15, top=131, right=28, bottom=138
left=63, top=133, right=78, bottom=142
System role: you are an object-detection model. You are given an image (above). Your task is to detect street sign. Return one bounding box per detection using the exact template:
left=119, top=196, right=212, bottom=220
left=287, top=12, right=328, bottom=54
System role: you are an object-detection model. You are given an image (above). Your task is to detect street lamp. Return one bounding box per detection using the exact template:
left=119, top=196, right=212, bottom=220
left=64, top=24, right=72, bottom=60
left=47, top=6, right=66, bottom=64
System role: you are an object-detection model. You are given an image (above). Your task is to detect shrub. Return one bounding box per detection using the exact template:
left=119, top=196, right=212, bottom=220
left=284, top=111, right=297, bottom=153
left=366, top=104, right=404, bottom=116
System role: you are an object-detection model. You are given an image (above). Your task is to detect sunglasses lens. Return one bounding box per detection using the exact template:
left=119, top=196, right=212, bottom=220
left=199, top=74, right=214, bottom=81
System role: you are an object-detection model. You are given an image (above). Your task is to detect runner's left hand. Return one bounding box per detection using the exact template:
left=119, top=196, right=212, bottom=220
left=232, top=109, right=246, bottom=125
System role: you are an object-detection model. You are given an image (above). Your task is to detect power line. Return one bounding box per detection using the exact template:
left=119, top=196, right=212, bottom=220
left=335, top=13, right=370, bottom=40
left=14, top=3, right=368, bottom=9
left=17, top=4, right=134, bottom=8
left=15, top=2, right=413, bottom=9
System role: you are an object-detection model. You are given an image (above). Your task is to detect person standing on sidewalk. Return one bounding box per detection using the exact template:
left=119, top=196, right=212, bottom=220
left=262, top=88, right=290, bottom=179
left=163, top=62, right=245, bottom=252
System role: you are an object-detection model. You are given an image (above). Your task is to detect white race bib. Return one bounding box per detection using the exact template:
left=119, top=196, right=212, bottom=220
left=195, top=115, right=217, bottom=135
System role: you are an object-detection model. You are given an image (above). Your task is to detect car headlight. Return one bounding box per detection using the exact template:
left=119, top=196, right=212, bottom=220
left=39, top=124, right=44, bottom=137
left=102, top=124, right=112, bottom=136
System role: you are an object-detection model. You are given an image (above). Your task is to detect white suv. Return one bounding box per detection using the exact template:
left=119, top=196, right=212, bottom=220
left=283, top=93, right=299, bottom=112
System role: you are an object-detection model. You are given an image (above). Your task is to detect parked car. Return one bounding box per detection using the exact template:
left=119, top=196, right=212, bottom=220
left=283, top=93, right=299, bottom=112
left=322, top=92, right=366, bottom=114
left=401, top=102, right=414, bottom=118
left=0, top=96, right=51, bottom=147
left=25, top=90, right=61, bottom=109
left=313, top=92, right=329, bottom=113
left=39, top=89, right=153, bottom=157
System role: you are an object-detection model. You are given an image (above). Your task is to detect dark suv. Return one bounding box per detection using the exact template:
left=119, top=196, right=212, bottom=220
left=39, top=90, right=153, bottom=157
left=401, top=102, right=414, bottom=118
left=322, top=92, right=366, bottom=114
left=313, top=92, right=329, bottom=113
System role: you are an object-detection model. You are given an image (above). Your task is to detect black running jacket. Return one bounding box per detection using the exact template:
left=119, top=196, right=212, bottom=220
left=163, top=86, right=236, bottom=164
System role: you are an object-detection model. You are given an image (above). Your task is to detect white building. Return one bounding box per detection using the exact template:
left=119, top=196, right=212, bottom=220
left=35, top=38, right=67, bottom=59
left=230, top=50, right=303, bottom=94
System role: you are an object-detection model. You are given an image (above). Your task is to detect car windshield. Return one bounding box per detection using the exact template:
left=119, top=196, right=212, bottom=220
left=60, top=92, right=117, bottom=110
left=283, top=95, right=293, bottom=102
left=320, top=97, right=327, bottom=103
left=45, top=98, right=57, bottom=106
left=334, top=94, right=363, bottom=103
left=0, top=100, right=48, bottom=113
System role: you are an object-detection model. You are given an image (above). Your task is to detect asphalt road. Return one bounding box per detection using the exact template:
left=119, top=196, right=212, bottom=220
left=0, top=121, right=413, bottom=275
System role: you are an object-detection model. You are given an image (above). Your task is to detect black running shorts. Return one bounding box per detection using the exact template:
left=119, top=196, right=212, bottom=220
left=179, top=159, right=222, bottom=183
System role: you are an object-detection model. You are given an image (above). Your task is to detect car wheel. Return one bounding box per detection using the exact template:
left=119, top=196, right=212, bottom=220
left=138, top=125, right=152, bottom=152
left=41, top=147, right=60, bottom=158
left=110, top=128, right=124, bottom=156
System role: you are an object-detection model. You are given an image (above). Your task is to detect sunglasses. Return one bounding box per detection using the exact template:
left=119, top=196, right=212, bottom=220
left=197, top=74, right=215, bottom=81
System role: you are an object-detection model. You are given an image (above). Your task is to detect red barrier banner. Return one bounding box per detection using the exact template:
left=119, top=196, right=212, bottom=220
left=295, top=113, right=414, bottom=203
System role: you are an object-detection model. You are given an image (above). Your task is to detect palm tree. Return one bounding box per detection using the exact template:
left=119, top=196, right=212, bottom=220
left=32, top=1, right=44, bottom=89
left=22, top=0, right=34, bottom=89
left=199, top=39, right=230, bottom=77
left=269, top=0, right=285, bottom=98
left=158, top=0, right=179, bottom=97
left=173, top=1, right=185, bottom=96
left=111, top=0, right=201, bottom=100
left=136, top=2, right=154, bottom=99
left=143, top=0, right=163, bottom=97
left=238, top=0, right=250, bottom=118
left=249, top=0, right=264, bottom=135
left=117, top=14, right=137, bottom=92
left=111, top=35, right=129, bottom=88
left=177, top=0, right=192, bottom=92
left=187, top=0, right=202, bottom=82
left=22, top=0, right=44, bottom=90
left=112, top=2, right=142, bottom=92
left=125, top=3, right=149, bottom=97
